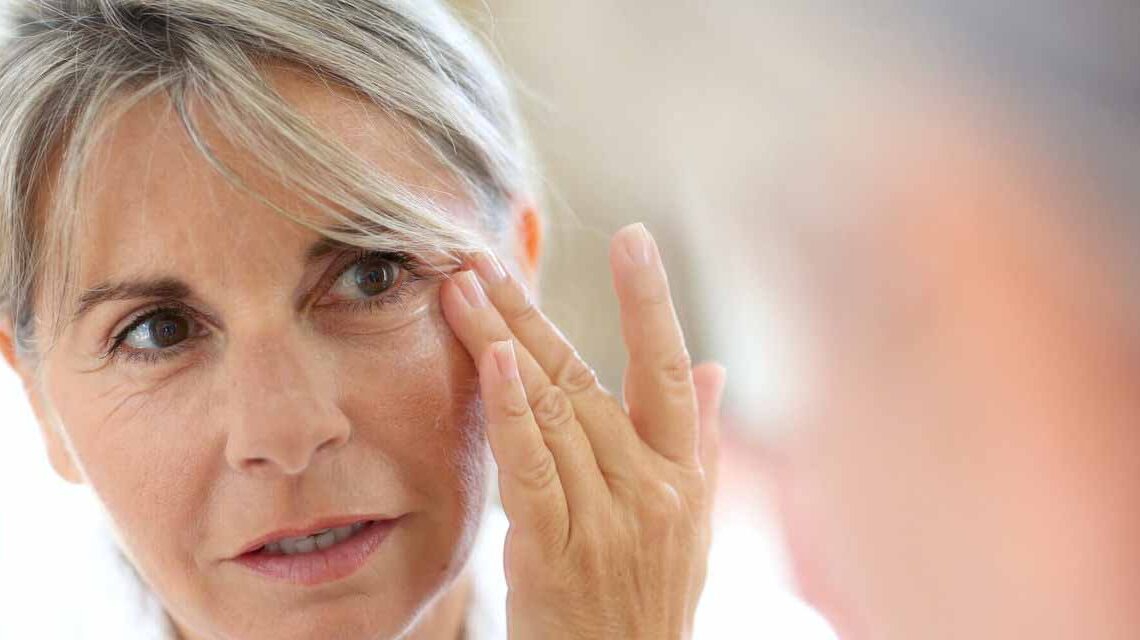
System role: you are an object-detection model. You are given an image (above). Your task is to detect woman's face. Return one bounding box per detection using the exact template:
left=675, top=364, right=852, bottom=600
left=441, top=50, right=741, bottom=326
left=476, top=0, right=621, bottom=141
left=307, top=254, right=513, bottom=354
left=781, top=109, right=1140, bottom=640
left=20, top=67, right=493, bottom=639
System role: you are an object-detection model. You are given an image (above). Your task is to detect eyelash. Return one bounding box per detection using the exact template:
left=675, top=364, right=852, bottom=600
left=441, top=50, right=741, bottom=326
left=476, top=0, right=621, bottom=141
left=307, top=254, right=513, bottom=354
left=102, top=250, right=427, bottom=366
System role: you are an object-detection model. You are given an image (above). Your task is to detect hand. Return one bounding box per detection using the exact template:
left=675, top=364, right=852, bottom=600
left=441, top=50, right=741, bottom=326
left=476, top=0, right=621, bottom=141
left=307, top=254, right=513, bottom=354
left=439, top=223, right=727, bottom=639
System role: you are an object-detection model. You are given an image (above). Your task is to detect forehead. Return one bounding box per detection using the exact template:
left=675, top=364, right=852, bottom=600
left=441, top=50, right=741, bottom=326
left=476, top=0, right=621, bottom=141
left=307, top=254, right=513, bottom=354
left=67, top=64, right=463, bottom=292
left=792, top=102, right=1102, bottom=331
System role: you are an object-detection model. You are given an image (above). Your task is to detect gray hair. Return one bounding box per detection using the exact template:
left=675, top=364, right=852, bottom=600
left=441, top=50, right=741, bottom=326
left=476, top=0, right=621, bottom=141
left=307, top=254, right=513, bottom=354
left=0, top=0, right=536, bottom=357
left=757, top=0, right=1140, bottom=246
left=684, top=1, right=1140, bottom=429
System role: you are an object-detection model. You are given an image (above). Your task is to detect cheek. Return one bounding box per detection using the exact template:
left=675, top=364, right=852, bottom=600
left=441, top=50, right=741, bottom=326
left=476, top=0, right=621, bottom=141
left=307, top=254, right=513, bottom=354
left=42, top=304, right=489, bottom=596
left=331, top=306, right=491, bottom=599
left=336, top=307, right=488, bottom=513
left=800, top=353, right=976, bottom=614
left=43, top=372, right=214, bottom=594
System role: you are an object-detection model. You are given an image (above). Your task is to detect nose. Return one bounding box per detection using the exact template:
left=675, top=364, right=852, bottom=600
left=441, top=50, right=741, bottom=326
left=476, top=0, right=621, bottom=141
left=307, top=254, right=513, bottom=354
left=222, top=330, right=351, bottom=475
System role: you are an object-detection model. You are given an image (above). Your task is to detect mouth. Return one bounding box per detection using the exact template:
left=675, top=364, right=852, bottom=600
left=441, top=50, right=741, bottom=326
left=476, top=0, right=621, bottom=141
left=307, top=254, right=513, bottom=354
left=248, top=519, right=372, bottom=556
left=231, top=516, right=402, bottom=586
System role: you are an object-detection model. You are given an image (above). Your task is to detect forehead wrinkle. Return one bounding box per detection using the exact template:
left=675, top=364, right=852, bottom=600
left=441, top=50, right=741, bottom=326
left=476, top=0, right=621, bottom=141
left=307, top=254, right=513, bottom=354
left=72, top=69, right=465, bottom=324
left=88, top=99, right=301, bottom=287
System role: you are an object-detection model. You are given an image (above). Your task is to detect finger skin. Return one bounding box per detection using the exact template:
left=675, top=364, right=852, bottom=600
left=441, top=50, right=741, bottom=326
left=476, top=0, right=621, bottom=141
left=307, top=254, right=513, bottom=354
left=479, top=340, right=569, bottom=547
left=692, top=362, right=726, bottom=508
left=684, top=361, right=725, bottom=634
left=468, top=250, right=643, bottom=475
left=435, top=249, right=720, bottom=640
left=439, top=270, right=607, bottom=519
left=610, top=223, right=700, bottom=465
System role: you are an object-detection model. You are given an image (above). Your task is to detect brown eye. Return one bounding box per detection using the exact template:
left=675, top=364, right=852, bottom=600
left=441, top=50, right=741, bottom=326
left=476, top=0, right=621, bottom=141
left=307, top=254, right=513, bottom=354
left=329, top=255, right=401, bottom=301
left=353, top=256, right=398, bottom=296
left=123, top=310, right=192, bottom=350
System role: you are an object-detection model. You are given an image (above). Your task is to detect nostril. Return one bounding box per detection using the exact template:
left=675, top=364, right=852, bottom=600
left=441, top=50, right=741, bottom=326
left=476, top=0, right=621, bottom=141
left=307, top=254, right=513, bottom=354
left=317, top=431, right=350, bottom=453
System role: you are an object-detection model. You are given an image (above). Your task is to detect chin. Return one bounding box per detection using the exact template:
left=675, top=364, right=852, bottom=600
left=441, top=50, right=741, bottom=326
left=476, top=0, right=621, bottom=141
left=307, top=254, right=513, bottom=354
left=225, top=516, right=479, bottom=640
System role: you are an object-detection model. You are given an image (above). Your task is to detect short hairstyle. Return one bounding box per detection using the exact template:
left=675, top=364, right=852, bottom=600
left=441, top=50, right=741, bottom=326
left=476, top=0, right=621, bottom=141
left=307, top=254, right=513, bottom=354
left=0, top=0, right=536, bottom=357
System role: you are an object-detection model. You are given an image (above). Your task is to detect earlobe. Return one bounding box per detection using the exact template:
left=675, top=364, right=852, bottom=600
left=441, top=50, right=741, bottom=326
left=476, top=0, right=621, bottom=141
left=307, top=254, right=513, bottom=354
left=511, top=199, right=544, bottom=286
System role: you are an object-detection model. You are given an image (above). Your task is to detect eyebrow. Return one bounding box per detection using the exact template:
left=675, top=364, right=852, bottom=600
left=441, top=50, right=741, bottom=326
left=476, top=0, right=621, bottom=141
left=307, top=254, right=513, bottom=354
left=70, top=237, right=363, bottom=324
left=304, top=236, right=362, bottom=265
left=72, top=277, right=193, bottom=323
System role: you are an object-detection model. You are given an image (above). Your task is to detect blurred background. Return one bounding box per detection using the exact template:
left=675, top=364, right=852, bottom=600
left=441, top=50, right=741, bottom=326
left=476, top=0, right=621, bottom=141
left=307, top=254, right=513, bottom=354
left=445, top=2, right=822, bottom=633
left=460, top=3, right=1140, bottom=639
left=7, top=0, right=1140, bottom=638
left=444, top=2, right=826, bottom=636
left=0, top=1, right=835, bottom=638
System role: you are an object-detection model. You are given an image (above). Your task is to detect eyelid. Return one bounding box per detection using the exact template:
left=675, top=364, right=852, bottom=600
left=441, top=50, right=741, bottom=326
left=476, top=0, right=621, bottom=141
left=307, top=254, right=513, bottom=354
left=312, top=250, right=426, bottom=306
left=101, top=250, right=437, bottom=364
left=113, top=331, right=205, bottom=365
left=102, top=301, right=207, bottom=359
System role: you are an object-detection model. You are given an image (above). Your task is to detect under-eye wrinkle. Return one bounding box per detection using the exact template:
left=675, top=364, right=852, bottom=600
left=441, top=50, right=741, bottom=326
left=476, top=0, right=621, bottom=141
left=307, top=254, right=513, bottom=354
left=101, top=250, right=438, bottom=366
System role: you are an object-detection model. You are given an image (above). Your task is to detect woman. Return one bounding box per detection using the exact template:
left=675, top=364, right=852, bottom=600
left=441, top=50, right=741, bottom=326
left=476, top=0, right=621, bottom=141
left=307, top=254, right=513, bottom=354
left=0, top=1, right=726, bottom=638
left=687, top=1, right=1140, bottom=638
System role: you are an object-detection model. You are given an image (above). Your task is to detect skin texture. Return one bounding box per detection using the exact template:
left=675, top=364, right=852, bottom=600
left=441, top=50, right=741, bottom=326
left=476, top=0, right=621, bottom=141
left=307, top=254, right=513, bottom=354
left=2, top=64, right=516, bottom=640
left=772, top=104, right=1140, bottom=640
left=440, top=231, right=726, bottom=639
left=0, top=61, right=726, bottom=639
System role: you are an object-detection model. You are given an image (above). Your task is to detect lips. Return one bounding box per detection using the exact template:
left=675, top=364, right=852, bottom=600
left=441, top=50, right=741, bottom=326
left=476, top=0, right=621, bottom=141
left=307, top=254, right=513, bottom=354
left=233, top=514, right=392, bottom=558
left=260, top=520, right=371, bottom=555
left=230, top=517, right=402, bottom=586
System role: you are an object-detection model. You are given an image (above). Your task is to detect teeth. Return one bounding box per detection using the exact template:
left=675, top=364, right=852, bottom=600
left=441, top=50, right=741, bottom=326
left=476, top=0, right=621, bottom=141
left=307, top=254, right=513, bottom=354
left=292, top=536, right=318, bottom=554
left=333, top=523, right=359, bottom=543
left=314, top=529, right=337, bottom=551
left=259, top=520, right=370, bottom=556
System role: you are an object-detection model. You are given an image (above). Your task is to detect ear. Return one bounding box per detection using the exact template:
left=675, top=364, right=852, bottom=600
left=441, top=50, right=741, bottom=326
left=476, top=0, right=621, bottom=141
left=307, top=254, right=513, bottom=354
left=0, top=316, right=84, bottom=485
left=508, top=198, right=544, bottom=289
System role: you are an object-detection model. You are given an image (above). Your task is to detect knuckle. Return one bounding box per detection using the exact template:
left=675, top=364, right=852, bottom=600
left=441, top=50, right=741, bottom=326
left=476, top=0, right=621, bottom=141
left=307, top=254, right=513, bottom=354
left=633, top=280, right=671, bottom=308
left=514, top=448, right=560, bottom=494
left=677, top=466, right=712, bottom=508
left=531, top=384, right=577, bottom=429
left=504, top=298, right=543, bottom=326
left=639, top=479, right=686, bottom=526
left=554, top=355, right=601, bottom=396
left=501, top=396, right=532, bottom=421
left=660, top=347, right=694, bottom=387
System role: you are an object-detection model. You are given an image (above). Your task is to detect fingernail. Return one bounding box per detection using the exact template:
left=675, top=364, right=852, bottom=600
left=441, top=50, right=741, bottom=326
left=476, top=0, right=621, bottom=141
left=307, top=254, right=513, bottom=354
left=473, top=250, right=508, bottom=283
left=621, top=223, right=653, bottom=266
left=456, top=271, right=488, bottom=308
left=493, top=340, right=519, bottom=380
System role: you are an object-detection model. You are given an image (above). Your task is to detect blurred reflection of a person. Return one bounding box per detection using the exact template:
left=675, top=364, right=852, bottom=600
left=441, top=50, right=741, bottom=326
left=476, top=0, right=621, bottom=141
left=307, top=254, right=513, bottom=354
left=690, top=2, right=1140, bottom=639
